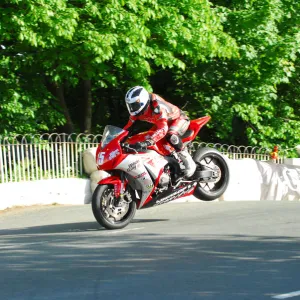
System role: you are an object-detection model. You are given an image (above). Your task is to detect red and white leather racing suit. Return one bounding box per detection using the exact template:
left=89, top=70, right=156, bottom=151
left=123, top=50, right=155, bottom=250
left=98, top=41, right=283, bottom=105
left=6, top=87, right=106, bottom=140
left=124, top=93, right=190, bottom=150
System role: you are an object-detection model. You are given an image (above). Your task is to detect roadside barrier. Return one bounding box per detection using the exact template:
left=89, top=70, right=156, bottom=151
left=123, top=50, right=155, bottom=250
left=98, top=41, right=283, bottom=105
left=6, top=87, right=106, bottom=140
left=221, top=158, right=300, bottom=201
left=0, top=142, right=299, bottom=210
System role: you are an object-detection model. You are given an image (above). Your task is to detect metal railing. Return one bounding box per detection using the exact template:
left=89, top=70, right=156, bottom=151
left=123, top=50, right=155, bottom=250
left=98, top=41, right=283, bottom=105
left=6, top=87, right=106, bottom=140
left=189, top=142, right=285, bottom=162
left=0, top=134, right=102, bottom=183
left=0, top=134, right=289, bottom=184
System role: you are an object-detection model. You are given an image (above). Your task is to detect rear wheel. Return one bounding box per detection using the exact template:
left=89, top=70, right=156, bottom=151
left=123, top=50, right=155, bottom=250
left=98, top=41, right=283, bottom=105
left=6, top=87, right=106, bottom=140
left=193, top=147, right=229, bottom=201
left=92, top=184, right=137, bottom=230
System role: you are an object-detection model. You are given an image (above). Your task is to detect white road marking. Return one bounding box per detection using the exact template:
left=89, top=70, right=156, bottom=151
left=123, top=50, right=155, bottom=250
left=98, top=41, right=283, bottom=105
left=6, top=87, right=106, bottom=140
left=273, top=290, right=300, bottom=299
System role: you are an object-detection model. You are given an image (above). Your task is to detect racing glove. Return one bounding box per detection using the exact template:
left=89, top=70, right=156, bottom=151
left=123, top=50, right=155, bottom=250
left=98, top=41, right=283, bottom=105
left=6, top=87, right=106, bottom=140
left=133, top=140, right=154, bottom=150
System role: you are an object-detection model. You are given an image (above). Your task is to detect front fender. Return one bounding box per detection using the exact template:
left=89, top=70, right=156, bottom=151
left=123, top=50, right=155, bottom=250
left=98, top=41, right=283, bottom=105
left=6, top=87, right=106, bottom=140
left=98, top=175, right=121, bottom=186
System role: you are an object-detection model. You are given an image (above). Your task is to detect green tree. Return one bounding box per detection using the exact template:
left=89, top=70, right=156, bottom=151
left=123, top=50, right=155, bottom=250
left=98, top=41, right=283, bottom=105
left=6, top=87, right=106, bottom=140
left=0, top=0, right=237, bottom=134
left=0, top=0, right=78, bottom=134
left=175, top=0, right=300, bottom=151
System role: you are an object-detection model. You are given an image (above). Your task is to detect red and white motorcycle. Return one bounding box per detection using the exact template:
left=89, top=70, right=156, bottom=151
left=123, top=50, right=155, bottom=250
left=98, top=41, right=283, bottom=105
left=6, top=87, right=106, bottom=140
left=92, top=116, right=230, bottom=229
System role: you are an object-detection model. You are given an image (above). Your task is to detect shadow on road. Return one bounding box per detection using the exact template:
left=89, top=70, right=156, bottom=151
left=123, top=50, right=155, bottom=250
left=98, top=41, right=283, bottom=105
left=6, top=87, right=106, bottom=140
left=0, top=219, right=169, bottom=235
left=0, top=223, right=300, bottom=300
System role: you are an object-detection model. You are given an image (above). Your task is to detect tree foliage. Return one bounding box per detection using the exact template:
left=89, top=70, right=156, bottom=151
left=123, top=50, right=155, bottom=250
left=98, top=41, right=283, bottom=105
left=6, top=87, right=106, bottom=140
left=175, top=0, right=300, bottom=150
left=0, top=0, right=299, bottom=152
left=0, top=0, right=237, bottom=134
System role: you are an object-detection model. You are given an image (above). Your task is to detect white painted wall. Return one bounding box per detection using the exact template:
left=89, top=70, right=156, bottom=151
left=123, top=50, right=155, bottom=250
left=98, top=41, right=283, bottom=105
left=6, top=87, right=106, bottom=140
left=0, top=178, right=92, bottom=210
left=284, top=158, right=300, bottom=167
left=221, top=159, right=300, bottom=201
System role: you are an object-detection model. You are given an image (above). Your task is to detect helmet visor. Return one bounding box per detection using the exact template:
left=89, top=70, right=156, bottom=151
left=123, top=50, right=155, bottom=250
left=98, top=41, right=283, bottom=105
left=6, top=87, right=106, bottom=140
left=126, top=101, right=143, bottom=114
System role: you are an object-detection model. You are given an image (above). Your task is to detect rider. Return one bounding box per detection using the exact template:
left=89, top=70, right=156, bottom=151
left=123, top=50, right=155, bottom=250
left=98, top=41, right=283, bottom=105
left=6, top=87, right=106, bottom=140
left=123, top=86, right=196, bottom=178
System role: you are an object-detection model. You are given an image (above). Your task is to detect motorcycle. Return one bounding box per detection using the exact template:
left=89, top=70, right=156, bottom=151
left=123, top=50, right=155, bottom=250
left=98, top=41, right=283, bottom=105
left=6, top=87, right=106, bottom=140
left=92, top=116, right=230, bottom=230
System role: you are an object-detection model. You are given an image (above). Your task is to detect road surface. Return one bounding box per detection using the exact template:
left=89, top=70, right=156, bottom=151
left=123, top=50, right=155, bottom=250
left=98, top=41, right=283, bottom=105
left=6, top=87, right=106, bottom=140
left=1, top=201, right=300, bottom=300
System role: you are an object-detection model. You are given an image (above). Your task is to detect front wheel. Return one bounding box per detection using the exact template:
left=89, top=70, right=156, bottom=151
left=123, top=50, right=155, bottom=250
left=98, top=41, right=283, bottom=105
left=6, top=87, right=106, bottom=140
left=193, top=147, right=230, bottom=201
left=92, top=184, right=137, bottom=230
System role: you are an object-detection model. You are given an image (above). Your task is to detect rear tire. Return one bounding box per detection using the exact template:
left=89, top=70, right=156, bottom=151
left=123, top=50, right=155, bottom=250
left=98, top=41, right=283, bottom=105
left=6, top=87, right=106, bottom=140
left=92, top=184, right=137, bottom=230
left=193, top=147, right=230, bottom=201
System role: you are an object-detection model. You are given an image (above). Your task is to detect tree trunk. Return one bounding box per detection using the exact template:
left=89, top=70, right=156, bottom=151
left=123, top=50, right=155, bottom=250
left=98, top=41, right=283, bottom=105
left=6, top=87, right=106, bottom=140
left=44, top=78, right=74, bottom=133
left=83, top=79, right=92, bottom=134
left=56, top=84, right=74, bottom=133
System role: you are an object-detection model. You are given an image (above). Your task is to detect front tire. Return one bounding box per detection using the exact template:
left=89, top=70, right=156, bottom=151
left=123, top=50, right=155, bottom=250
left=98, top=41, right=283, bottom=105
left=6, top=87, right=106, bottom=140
left=92, top=184, right=137, bottom=230
left=193, top=147, right=230, bottom=201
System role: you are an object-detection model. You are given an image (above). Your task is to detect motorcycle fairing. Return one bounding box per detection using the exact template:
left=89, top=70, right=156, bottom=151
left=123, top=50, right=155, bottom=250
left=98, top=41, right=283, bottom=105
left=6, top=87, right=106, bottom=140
left=116, top=152, right=168, bottom=208
left=96, top=130, right=128, bottom=170
left=138, top=150, right=168, bottom=179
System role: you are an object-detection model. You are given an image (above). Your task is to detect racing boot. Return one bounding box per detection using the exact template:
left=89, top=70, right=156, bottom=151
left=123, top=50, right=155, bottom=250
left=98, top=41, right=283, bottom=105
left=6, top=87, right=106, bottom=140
left=177, top=149, right=197, bottom=178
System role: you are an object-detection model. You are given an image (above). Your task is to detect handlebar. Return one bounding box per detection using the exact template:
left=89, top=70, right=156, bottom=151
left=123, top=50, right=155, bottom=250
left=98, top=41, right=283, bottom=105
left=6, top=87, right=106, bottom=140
left=121, top=143, right=138, bottom=153
left=121, top=143, right=147, bottom=153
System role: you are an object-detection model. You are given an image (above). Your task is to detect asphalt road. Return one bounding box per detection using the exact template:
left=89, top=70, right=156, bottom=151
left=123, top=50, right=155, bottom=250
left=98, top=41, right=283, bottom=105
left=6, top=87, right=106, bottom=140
left=1, top=201, right=300, bottom=300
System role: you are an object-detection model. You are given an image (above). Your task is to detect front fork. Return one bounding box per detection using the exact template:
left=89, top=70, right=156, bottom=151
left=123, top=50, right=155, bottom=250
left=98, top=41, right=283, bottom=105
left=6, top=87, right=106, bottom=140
left=117, top=172, right=126, bottom=203
left=98, top=172, right=129, bottom=204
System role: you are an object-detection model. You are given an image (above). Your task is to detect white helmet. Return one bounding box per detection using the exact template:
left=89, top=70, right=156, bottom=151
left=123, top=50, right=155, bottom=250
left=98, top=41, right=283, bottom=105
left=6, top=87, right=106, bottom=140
left=125, top=86, right=150, bottom=116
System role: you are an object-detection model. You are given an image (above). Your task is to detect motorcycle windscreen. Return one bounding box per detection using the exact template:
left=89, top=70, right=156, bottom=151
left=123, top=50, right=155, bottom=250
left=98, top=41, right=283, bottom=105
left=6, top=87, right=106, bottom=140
left=101, top=125, right=126, bottom=148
